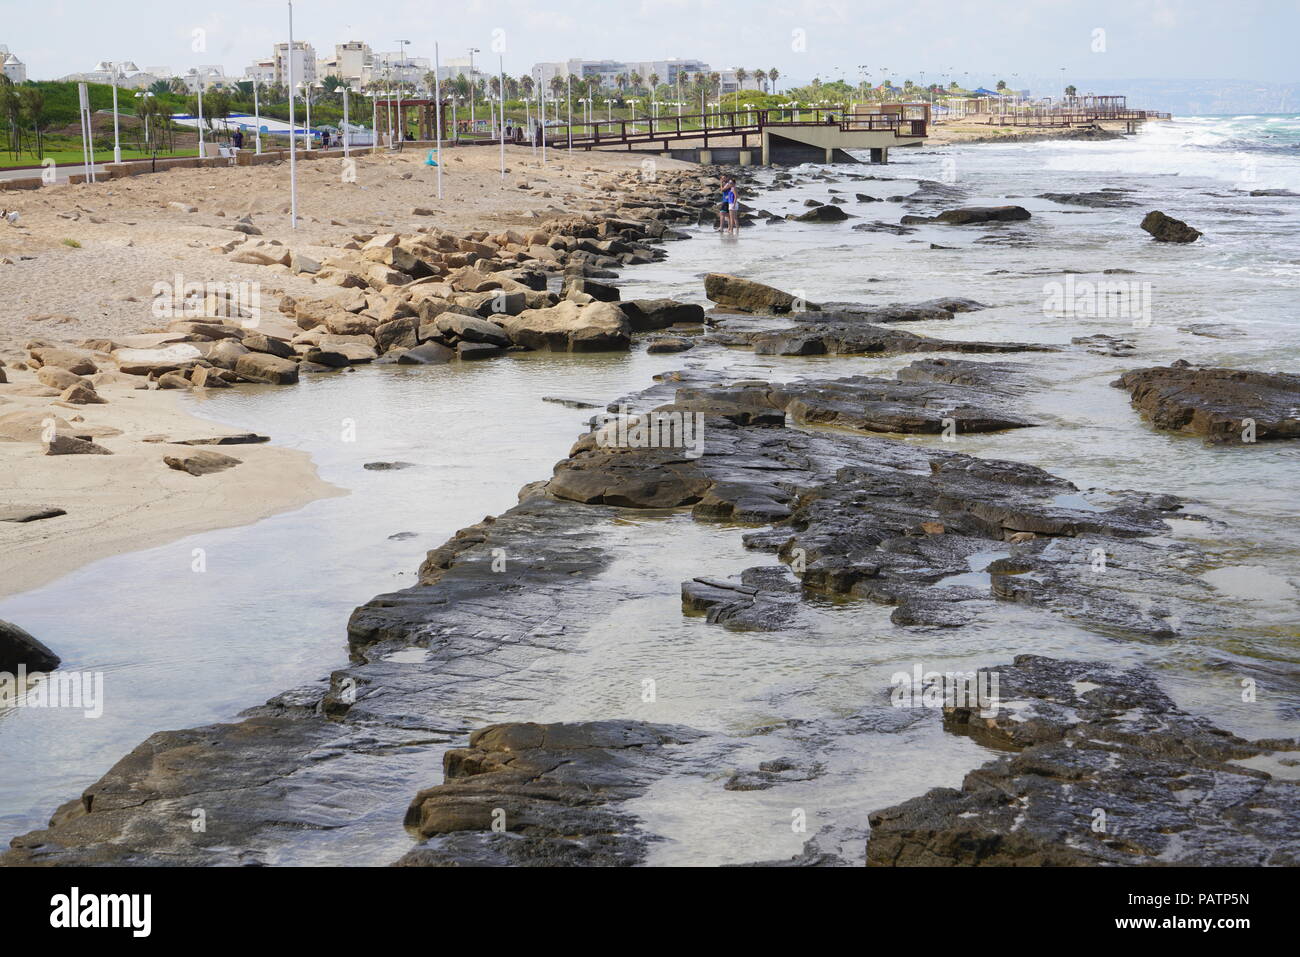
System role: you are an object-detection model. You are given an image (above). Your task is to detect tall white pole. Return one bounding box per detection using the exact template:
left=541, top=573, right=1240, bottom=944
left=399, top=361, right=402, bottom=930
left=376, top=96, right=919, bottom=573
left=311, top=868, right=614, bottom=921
left=287, top=1, right=297, bottom=229
left=434, top=43, right=443, bottom=200
left=371, top=94, right=378, bottom=154
left=567, top=73, right=572, bottom=152
left=540, top=74, right=546, bottom=164
left=499, top=56, right=505, bottom=180
left=469, top=48, right=476, bottom=131
left=343, top=86, right=350, bottom=158
left=197, top=81, right=205, bottom=157
left=111, top=66, right=121, bottom=164
left=253, top=78, right=262, bottom=154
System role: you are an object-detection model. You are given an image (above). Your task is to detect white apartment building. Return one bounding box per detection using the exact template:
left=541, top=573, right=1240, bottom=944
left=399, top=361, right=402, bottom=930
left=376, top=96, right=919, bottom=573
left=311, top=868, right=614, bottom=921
left=0, top=45, right=26, bottom=83
left=273, top=41, right=317, bottom=87
left=317, top=41, right=372, bottom=87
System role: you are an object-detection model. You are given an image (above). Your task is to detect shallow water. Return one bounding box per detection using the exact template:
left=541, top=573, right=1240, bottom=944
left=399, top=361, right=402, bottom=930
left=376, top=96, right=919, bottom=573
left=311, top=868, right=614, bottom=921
left=2, top=116, right=1297, bottom=863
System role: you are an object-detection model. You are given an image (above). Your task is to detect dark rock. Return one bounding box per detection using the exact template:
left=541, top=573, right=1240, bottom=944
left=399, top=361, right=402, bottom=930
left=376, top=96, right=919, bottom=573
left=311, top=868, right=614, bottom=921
left=704, top=273, right=819, bottom=315
left=1140, top=210, right=1202, bottom=243
left=398, top=342, right=456, bottom=364
left=793, top=204, right=849, bottom=223
left=646, top=336, right=694, bottom=354
left=0, top=619, right=61, bottom=672
left=364, top=461, right=417, bottom=471
left=396, top=721, right=702, bottom=866
left=0, top=505, right=67, bottom=523
left=621, top=299, right=705, bottom=331
left=866, top=655, right=1300, bottom=866
left=1113, top=364, right=1299, bottom=441
left=1038, top=191, right=1139, bottom=208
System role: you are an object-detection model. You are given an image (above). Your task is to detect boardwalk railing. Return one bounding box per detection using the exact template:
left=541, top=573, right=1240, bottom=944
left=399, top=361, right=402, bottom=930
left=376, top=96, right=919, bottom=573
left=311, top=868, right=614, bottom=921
left=546, top=108, right=927, bottom=150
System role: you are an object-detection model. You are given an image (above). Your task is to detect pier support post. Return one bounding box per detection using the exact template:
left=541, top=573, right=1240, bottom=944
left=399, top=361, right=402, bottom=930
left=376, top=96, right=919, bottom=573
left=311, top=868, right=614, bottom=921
left=738, top=150, right=752, bottom=167
left=699, top=149, right=713, bottom=165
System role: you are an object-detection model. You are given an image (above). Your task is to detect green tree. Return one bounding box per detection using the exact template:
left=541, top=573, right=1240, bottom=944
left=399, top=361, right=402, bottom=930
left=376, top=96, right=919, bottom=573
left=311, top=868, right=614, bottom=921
left=768, top=67, right=780, bottom=94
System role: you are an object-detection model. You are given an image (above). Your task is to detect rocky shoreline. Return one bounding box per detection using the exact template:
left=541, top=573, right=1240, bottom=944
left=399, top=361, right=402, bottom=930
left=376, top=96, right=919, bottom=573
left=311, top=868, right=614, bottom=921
left=4, top=151, right=1298, bottom=868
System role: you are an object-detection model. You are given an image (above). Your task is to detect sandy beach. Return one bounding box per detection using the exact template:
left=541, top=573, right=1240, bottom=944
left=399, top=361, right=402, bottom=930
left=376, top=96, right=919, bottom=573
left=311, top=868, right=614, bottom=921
left=0, top=145, right=691, bottom=598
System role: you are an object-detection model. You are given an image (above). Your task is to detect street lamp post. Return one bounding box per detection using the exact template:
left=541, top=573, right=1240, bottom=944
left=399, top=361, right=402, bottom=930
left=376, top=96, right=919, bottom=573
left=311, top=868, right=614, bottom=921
left=395, top=40, right=410, bottom=143
left=187, top=69, right=206, bottom=158
left=102, top=61, right=137, bottom=163
left=252, top=77, right=262, bottom=153
left=286, top=0, right=297, bottom=229
left=342, top=83, right=350, bottom=158
left=468, top=47, right=480, bottom=131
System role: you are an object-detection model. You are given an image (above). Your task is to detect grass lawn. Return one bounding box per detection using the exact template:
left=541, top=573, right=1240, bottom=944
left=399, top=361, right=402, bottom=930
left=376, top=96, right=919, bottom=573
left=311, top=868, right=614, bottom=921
left=0, top=148, right=199, bottom=170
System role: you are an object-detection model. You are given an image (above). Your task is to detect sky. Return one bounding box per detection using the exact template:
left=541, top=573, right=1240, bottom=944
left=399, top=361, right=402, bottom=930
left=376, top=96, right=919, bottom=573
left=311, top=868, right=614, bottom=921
left=5, top=0, right=1299, bottom=89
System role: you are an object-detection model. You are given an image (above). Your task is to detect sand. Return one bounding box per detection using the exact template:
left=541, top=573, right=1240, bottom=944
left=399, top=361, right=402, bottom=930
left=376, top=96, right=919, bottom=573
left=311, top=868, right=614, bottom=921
left=0, top=144, right=689, bottom=600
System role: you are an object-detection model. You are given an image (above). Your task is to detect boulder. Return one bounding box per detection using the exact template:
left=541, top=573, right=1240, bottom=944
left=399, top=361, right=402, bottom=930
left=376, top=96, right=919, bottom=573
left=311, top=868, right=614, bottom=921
left=241, top=333, right=294, bottom=359
left=793, top=204, right=849, bottom=223
left=504, top=301, right=631, bottom=352
left=163, top=450, right=243, bottom=476
left=398, top=342, right=456, bottom=365
left=0, top=619, right=60, bottom=673
left=704, top=274, right=818, bottom=315
left=646, top=336, right=695, bottom=354
left=932, top=206, right=1031, bottom=225
left=28, top=346, right=98, bottom=375
left=45, top=434, right=113, bottom=455
left=36, top=366, right=85, bottom=391
left=59, top=382, right=105, bottom=405
left=1140, top=210, right=1202, bottom=243
left=433, top=314, right=511, bottom=346
left=112, top=344, right=204, bottom=376
left=234, top=353, right=299, bottom=385
left=621, top=299, right=706, bottom=331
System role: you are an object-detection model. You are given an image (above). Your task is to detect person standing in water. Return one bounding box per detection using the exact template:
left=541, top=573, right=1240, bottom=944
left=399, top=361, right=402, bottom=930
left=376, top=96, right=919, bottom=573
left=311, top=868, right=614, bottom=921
left=723, top=178, right=740, bottom=233
left=716, top=175, right=733, bottom=231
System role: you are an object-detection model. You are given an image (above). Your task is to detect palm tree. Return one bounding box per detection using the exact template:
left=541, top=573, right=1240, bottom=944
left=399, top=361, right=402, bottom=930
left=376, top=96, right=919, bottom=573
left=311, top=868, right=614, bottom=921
left=735, top=68, right=748, bottom=92
left=768, top=68, right=780, bottom=94
left=489, top=75, right=501, bottom=99
left=148, top=79, right=172, bottom=98
left=630, top=71, right=642, bottom=95
left=754, top=68, right=767, bottom=93
left=168, top=76, right=188, bottom=95
left=648, top=72, right=660, bottom=95
left=615, top=73, right=629, bottom=96
left=520, top=74, right=534, bottom=98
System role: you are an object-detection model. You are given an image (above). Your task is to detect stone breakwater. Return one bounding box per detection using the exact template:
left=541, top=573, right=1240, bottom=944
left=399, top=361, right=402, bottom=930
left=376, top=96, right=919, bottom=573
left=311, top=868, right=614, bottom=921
left=7, top=353, right=1297, bottom=866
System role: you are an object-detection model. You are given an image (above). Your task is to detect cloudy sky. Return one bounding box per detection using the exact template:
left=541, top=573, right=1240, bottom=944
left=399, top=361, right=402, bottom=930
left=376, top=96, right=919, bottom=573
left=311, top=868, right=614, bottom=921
left=6, top=0, right=1298, bottom=87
